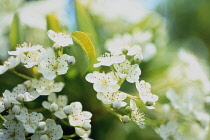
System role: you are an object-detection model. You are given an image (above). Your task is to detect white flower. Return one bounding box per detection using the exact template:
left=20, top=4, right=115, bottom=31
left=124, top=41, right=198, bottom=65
left=94, top=53, right=125, bottom=67
left=31, top=77, right=64, bottom=95
left=3, top=84, right=39, bottom=105
left=136, top=80, right=158, bottom=109
left=48, top=30, right=73, bottom=47
left=96, top=91, right=127, bottom=108
left=127, top=45, right=142, bottom=56
left=8, top=42, right=43, bottom=55
left=37, top=48, right=73, bottom=80
left=113, top=59, right=141, bottom=83
left=20, top=47, right=46, bottom=68
left=85, top=71, right=120, bottom=93
left=15, top=108, right=43, bottom=133
left=68, top=102, right=92, bottom=127
left=0, top=120, right=25, bottom=140
left=0, top=56, right=20, bottom=74
left=31, top=119, right=63, bottom=140
left=130, top=99, right=145, bottom=126
left=42, top=93, right=67, bottom=119
left=159, top=121, right=183, bottom=140
left=0, top=98, right=5, bottom=113
left=75, top=127, right=91, bottom=139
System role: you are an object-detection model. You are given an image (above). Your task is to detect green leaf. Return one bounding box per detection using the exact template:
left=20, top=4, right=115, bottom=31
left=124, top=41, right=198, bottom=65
left=46, top=14, right=61, bottom=32
left=9, top=13, right=22, bottom=49
left=75, top=1, right=101, bottom=55
left=72, top=31, right=96, bottom=58
left=71, top=31, right=96, bottom=75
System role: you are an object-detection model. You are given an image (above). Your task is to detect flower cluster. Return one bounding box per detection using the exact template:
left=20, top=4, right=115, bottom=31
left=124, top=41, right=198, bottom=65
left=86, top=43, right=158, bottom=126
left=0, top=30, right=93, bottom=140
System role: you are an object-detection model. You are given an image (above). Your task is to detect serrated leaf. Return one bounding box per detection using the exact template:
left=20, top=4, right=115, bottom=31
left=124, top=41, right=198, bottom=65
left=46, top=14, right=61, bottom=32
left=75, top=1, right=101, bottom=55
left=9, top=13, right=22, bottom=49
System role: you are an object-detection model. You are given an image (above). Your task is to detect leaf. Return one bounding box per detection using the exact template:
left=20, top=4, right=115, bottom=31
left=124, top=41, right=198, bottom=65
left=71, top=31, right=96, bottom=75
left=75, top=1, right=101, bottom=55
left=72, top=31, right=96, bottom=58
left=46, top=14, right=61, bottom=32
left=9, top=13, right=22, bottom=49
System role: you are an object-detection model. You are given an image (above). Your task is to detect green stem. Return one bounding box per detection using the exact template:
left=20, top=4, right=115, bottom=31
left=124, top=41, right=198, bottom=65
left=62, top=134, right=77, bottom=139
left=105, top=105, right=122, bottom=119
left=118, top=78, right=126, bottom=86
left=0, top=114, right=6, bottom=122
left=11, top=69, right=32, bottom=80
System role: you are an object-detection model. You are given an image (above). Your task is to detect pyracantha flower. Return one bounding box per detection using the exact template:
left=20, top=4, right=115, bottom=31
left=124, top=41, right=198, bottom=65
left=42, top=93, right=67, bottom=119
left=8, top=42, right=43, bottom=56
left=31, top=77, right=64, bottom=95
left=130, top=99, right=145, bottom=126
left=75, top=127, right=91, bottom=139
left=31, top=119, right=63, bottom=140
left=0, top=56, right=20, bottom=74
left=86, top=71, right=120, bottom=93
left=0, top=120, right=25, bottom=140
left=136, top=80, right=158, bottom=109
left=20, top=47, right=46, bottom=68
left=37, top=48, right=73, bottom=80
left=94, top=53, right=125, bottom=67
left=113, top=59, right=141, bottom=83
left=67, top=102, right=92, bottom=127
left=3, top=84, right=39, bottom=105
left=15, top=108, right=43, bottom=133
left=97, top=91, right=127, bottom=108
left=48, top=30, right=73, bottom=47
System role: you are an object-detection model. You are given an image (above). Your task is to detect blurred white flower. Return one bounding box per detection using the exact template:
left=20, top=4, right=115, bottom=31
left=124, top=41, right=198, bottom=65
left=94, top=53, right=125, bottom=67
left=85, top=71, right=120, bottom=93
left=0, top=98, right=5, bottom=113
left=15, top=108, right=43, bottom=133
left=42, top=93, right=67, bottom=119
left=97, top=91, right=127, bottom=108
left=48, top=30, right=73, bottom=47
left=159, top=121, right=183, bottom=140
left=31, top=77, right=64, bottom=95
left=113, top=59, right=141, bottom=83
left=37, top=48, right=73, bottom=80
left=31, top=119, right=63, bottom=140
left=0, top=120, right=25, bottom=140
left=130, top=99, right=145, bottom=125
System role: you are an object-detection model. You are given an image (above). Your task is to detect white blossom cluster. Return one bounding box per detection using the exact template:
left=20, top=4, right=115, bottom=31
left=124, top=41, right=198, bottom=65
left=85, top=43, right=158, bottom=126
left=0, top=30, right=93, bottom=140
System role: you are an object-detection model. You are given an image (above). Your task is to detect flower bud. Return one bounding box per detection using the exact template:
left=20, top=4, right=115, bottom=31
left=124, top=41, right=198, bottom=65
left=134, top=53, right=143, bottom=64
left=4, top=100, right=12, bottom=109
left=63, top=105, right=73, bottom=115
left=121, top=115, right=130, bottom=123
left=112, top=101, right=121, bottom=109
left=52, top=43, right=60, bottom=50
left=40, top=134, right=49, bottom=140
left=37, top=122, right=46, bottom=131
left=82, top=123, right=91, bottom=131
left=12, top=105, right=21, bottom=114
left=122, top=48, right=128, bottom=54
left=16, top=94, right=25, bottom=102
left=49, top=103, right=58, bottom=112
left=67, top=56, right=76, bottom=65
